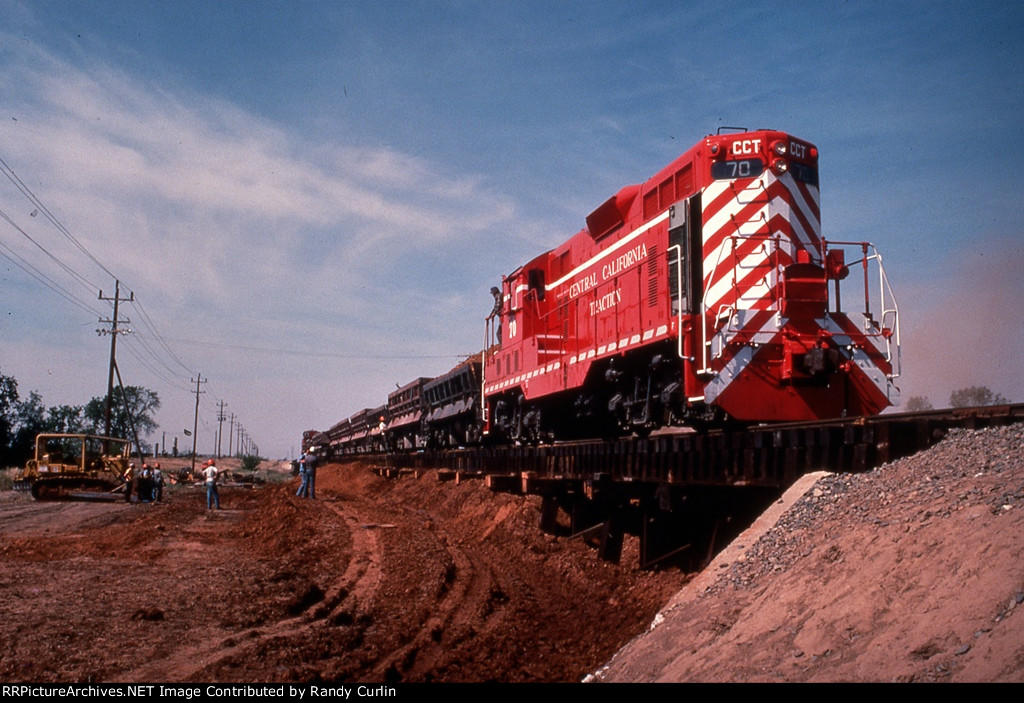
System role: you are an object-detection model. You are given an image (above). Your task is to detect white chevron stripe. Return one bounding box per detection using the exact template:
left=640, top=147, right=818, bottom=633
left=765, top=172, right=820, bottom=259
left=703, top=244, right=775, bottom=311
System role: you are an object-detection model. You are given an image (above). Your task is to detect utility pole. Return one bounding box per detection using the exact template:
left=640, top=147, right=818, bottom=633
left=190, top=374, right=205, bottom=474
left=97, top=280, right=133, bottom=438
left=228, top=413, right=235, bottom=456
left=216, top=400, right=227, bottom=459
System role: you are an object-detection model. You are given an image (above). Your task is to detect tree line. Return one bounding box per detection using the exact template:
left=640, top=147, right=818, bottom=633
left=0, top=370, right=159, bottom=468
left=904, top=386, right=1009, bottom=413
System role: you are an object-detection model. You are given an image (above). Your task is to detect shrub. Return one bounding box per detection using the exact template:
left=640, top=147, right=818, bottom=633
left=240, top=454, right=262, bottom=472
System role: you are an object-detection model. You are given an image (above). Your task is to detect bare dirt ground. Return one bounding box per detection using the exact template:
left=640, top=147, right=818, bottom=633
left=1, top=423, right=1022, bottom=683
left=0, top=457, right=686, bottom=683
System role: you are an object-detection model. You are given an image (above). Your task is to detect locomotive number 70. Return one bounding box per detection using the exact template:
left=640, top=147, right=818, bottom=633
left=711, top=158, right=764, bottom=180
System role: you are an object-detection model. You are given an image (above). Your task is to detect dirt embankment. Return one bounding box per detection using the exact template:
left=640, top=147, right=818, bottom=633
left=1, top=423, right=1022, bottom=683
left=595, top=424, right=1024, bottom=683
left=0, top=460, right=685, bottom=683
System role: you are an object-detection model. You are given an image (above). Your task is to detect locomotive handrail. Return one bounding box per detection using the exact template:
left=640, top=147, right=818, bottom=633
left=667, top=244, right=689, bottom=363
left=823, top=239, right=902, bottom=377
left=732, top=234, right=782, bottom=308
left=479, top=348, right=488, bottom=425
left=733, top=174, right=769, bottom=206
left=699, top=232, right=780, bottom=373
left=877, top=259, right=901, bottom=377
left=700, top=232, right=901, bottom=381
left=872, top=247, right=901, bottom=377
left=698, top=238, right=728, bottom=373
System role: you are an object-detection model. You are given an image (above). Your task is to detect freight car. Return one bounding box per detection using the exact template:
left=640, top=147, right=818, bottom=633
left=326, top=405, right=387, bottom=455
left=420, top=357, right=483, bottom=448
left=310, top=128, right=901, bottom=451
left=386, top=378, right=431, bottom=450
left=320, top=358, right=484, bottom=456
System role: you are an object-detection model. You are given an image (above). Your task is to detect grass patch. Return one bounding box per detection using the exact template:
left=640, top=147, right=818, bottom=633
left=0, top=467, right=20, bottom=491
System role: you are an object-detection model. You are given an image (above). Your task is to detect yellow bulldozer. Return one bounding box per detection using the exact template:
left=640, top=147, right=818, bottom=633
left=14, top=433, right=131, bottom=500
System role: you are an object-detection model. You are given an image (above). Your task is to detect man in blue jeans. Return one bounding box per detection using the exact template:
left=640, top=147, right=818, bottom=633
left=296, top=453, right=308, bottom=497
left=294, top=454, right=305, bottom=497
left=203, top=458, right=220, bottom=509
left=297, top=451, right=317, bottom=499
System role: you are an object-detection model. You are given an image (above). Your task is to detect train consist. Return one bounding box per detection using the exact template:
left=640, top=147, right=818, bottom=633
left=306, top=357, right=482, bottom=455
left=308, top=128, right=901, bottom=456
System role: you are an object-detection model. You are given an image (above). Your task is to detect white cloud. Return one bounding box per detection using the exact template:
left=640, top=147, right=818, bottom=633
left=2, top=30, right=521, bottom=313
left=0, top=30, right=528, bottom=456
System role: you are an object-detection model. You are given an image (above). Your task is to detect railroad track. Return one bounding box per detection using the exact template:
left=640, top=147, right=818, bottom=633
left=364, top=404, right=1024, bottom=570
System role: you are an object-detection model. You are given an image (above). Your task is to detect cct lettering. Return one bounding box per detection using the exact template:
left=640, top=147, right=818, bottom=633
left=731, top=139, right=762, bottom=155
left=789, top=141, right=807, bottom=158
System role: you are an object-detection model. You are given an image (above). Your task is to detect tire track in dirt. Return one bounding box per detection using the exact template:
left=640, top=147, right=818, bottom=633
left=365, top=504, right=512, bottom=682
left=3, top=462, right=689, bottom=683
left=314, top=498, right=383, bottom=620
left=116, top=496, right=383, bottom=682
left=0, top=495, right=123, bottom=534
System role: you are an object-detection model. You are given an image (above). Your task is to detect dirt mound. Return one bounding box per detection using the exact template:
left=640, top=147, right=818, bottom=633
left=0, top=464, right=685, bottom=683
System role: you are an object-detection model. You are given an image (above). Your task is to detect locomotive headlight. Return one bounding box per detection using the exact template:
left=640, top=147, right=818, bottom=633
left=709, top=143, right=721, bottom=156
left=771, top=158, right=789, bottom=175
left=771, top=141, right=787, bottom=156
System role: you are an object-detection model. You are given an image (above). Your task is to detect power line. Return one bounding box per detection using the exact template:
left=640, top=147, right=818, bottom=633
left=0, top=155, right=258, bottom=460
left=119, top=338, right=193, bottom=393
left=0, top=206, right=101, bottom=294
left=167, top=336, right=466, bottom=360
left=0, top=236, right=105, bottom=318
left=1, top=155, right=314, bottom=452
left=121, top=321, right=196, bottom=387
left=130, top=297, right=193, bottom=374
left=1, top=153, right=200, bottom=403
left=0, top=156, right=118, bottom=281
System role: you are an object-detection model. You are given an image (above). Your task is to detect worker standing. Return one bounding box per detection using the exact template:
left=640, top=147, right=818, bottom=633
left=153, top=463, right=164, bottom=502
left=124, top=462, right=135, bottom=503
left=303, top=451, right=318, bottom=499
left=203, top=458, right=220, bottom=510
left=295, top=453, right=308, bottom=498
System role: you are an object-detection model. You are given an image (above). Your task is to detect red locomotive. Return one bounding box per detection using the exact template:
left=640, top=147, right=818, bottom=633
left=482, top=129, right=901, bottom=442
left=312, top=128, right=902, bottom=454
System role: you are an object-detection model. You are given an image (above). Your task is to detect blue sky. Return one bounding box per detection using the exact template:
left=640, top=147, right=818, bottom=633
left=1, top=0, right=1022, bottom=459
